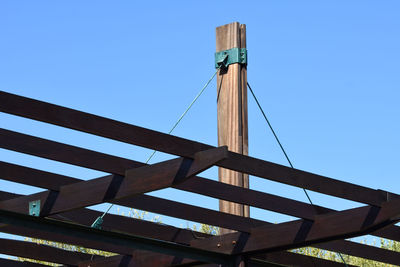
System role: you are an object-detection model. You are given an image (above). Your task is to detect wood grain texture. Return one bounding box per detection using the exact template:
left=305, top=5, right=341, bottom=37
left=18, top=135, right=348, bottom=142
left=0, top=147, right=226, bottom=216
left=216, top=22, right=249, bottom=222
left=191, top=200, right=400, bottom=256
left=0, top=238, right=102, bottom=265
left=2, top=91, right=399, bottom=207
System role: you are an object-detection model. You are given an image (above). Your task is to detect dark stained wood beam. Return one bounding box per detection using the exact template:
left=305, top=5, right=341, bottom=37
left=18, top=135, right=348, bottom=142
left=0, top=237, right=104, bottom=266
left=0, top=191, right=379, bottom=267
left=253, top=251, right=357, bottom=267
left=3, top=155, right=400, bottom=242
left=191, top=199, right=400, bottom=255
left=0, top=209, right=232, bottom=265
left=45, top=200, right=400, bottom=267
left=313, top=239, right=400, bottom=266
left=0, top=161, right=81, bottom=190
left=1, top=91, right=399, bottom=206
left=0, top=132, right=329, bottom=221
left=0, top=258, right=48, bottom=267
left=77, top=252, right=198, bottom=267
left=114, top=194, right=267, bottom=233
left=0, top=146, right=227, bottom=216
left=0, top=131, right=372, bottom=227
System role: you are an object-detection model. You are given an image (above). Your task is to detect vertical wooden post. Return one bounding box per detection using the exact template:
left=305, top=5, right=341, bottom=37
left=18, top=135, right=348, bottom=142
left=216, top=22, right=249, bottom=232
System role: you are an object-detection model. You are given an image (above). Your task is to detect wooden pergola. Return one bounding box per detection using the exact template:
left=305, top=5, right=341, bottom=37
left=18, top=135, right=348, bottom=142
left=1, top=90, right=400, bottom=266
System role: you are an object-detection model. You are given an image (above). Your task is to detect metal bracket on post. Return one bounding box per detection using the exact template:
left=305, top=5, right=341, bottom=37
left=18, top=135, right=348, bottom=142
left=215, top=47, right=247, bottom=69
left=29, top=200, right=40, bottom=216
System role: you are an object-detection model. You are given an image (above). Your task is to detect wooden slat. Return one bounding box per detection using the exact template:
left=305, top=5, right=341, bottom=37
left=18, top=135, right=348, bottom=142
left=0, top=238, right=102, bottom=266
left=117, top=194, right=268, bottom=233
left=50, top=201, right=400, bottom=267
left=0, top=132, right=321, bottom=224
left=0, top=209, right=231, bottom=265
left=2, top=158, right=400, bottom=243
left=0, top=225, right=133, bottom=256
left=1, top=91, right=398, bottom=206
left=78, top=252, right=197, bottom=267
left=223, top=152, right=397, bottom=206
left=313, top=239, right=400, bottom=265
left=0, top=191, right=382, bottom=267
left=0, top=258, right=48, bottom=267
left=0, top=147, right=227, bottom=216
left=0, top=161, right=81, bottom=190
left=176, top=178, right=331, bottom=219
left=254, top=251, right=357, bottom=267
left=0, top=161, right=267, bottom=232
left=0, top=128, right=141, bottom=174
left=191, top=200, right=400, bottom=255
left=1, top=160, right=327, bottom=220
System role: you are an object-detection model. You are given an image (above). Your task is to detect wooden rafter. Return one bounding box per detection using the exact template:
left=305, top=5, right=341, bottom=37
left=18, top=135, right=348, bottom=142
left=1, top=90, right=400, bottom=266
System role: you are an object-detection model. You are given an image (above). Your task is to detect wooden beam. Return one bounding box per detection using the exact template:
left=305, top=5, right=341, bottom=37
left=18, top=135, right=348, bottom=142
left=0, top=192, right=324, bottom=267
left=191, top=200, right=400, bottom=255
left=0, top=147, right=227, bottom=216
left=0, top=191, right=383, bottom=267
left=0, top=258, right=48, bottom=267
left=216, top=22, right=249, bottom=221
left=78, top=252, right=197, bottom=267
left=1, top=91, right=398, bottom=206
left=0, top=128, right=141, bottom=174
left=2, top=156, right=400, bottom=242
left=0, top=161, right=268, bottom=233
left=313, top=239, right=400, bottom=266
left=0, top=133, right=329, bottom=221
left=0, top=238, right=103, bottom=266
left=1, top=189, right=399, bottom=265
left=0, top=209, right=232, bottom=265
left=176, top=177, right=331, bottom=219
left=115, top=194, right=267, bottom=233
left=254, top=251, right=357, bottom=267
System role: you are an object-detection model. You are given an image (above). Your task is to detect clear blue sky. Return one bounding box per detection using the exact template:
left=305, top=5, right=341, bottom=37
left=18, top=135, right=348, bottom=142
left=1, top=0, right=400, bottom=242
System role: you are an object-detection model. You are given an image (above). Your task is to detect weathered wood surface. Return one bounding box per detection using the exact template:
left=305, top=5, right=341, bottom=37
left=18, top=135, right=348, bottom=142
left=1, top=133, right=400, bottom=239
left=1, top=91, right=397, bottom=206
left=216, top=22, right=249, bottom=220
left=1, top=166, right=400, bottom=265
left=0, top=146, right=227, bottom=216
left=0, top=238, right=103, bottom=266
left=191, top=200, right=400, bottom=256
left=0, top=191, right=396, bottom=265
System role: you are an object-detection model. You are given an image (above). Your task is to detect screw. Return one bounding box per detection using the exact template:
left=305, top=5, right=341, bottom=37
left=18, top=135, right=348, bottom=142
left=232, top=240, right=237, bottom=245
left=217, top=243, right=221, bottom=248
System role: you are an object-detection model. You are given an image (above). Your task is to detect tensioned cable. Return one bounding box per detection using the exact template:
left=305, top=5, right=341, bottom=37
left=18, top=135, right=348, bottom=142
left=90, top=67, right=221, bottom=229
left=247, top=81, right=348, bottom=266
left=246, top=82, right=313, bottom=204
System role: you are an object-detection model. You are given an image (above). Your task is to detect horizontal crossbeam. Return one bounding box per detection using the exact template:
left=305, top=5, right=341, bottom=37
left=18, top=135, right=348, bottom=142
left=0, top=209, right=232, bottom=265
left=0, top=238, right=103, bottom=266
left=1, top=170, right=399, bottom=265
left=191, top=199, right=400, bottom=255
left=1, top=91, right=398, bottom=206
left=0, top=146, right=227, bottom=216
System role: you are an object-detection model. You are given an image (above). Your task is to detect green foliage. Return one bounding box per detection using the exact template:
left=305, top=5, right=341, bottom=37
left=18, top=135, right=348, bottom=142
left=192, top=224, right=220, bottom=235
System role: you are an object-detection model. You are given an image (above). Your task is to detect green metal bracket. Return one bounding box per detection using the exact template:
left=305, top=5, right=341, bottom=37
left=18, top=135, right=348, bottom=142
left=91, top=216, right=103, bottom=229
left=215, top=47, right=247, bottom=68
left=29, top=200, right=40, bottom=216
